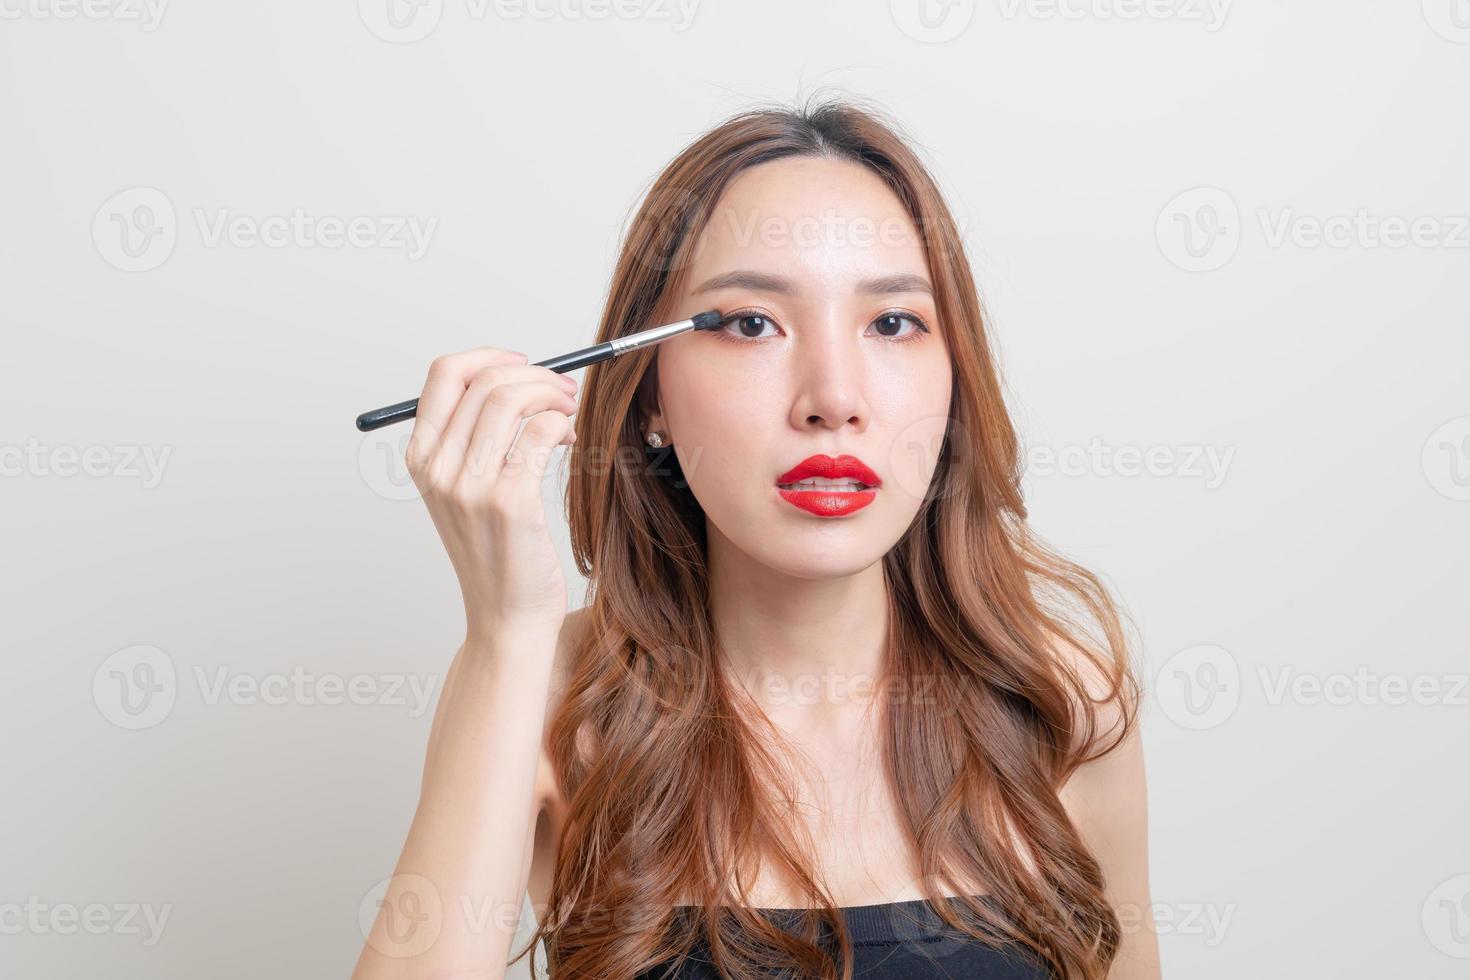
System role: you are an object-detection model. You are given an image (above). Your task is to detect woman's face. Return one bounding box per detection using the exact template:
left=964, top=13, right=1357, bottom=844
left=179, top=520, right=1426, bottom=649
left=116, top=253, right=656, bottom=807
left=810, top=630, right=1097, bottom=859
left=648, top=155, right=954, bottom=579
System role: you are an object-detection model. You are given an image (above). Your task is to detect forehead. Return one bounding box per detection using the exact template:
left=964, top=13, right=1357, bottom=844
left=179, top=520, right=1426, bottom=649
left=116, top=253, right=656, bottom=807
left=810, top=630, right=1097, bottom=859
left=685, top=155, right=929, bottom=288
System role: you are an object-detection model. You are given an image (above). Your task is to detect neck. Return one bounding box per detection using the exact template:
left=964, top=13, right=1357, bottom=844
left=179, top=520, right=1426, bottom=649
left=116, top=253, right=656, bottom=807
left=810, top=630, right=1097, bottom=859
left=705, top=525, right=891, bottom=719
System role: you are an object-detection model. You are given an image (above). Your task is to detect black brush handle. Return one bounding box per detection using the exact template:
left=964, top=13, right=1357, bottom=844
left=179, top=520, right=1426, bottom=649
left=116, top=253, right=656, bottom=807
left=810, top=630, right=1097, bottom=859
left=354, top=342, right=614, bottom=432
left=354, top=398, right=421, bottom=432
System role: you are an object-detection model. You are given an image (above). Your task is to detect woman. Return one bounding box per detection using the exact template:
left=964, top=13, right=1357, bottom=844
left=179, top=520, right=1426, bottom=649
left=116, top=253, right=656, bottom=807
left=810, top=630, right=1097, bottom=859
left=352, top=95, right=1160, bottom=980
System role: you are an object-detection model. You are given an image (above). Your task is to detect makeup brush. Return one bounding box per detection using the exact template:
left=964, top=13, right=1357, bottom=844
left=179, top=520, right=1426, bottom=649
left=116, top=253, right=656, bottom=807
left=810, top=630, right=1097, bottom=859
left=355, top=310, right=724, bottom=431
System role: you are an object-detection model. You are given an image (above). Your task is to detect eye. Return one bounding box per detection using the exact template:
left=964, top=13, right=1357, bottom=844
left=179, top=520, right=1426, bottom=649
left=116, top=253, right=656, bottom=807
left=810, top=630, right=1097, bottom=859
left=866, top=312, right=930, bottom=343
left=717, top=311, right=780, bottom=341
left=713, top=309, right=932, bottom=345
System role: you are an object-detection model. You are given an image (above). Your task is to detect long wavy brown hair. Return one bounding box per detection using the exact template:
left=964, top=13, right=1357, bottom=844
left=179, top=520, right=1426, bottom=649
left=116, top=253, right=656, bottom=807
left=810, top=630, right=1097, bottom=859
left=515, top=93, right=1140, bottom=980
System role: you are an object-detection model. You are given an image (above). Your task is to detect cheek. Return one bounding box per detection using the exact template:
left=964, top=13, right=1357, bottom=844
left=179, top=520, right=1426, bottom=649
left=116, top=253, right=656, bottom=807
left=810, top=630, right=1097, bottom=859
left=870, top=352, right=953, bottom=427
left=664, top=360, right=739, bottom=439
left=662, top=367, right=775, bottom=486
left=872, top=365, right=955, bottom=502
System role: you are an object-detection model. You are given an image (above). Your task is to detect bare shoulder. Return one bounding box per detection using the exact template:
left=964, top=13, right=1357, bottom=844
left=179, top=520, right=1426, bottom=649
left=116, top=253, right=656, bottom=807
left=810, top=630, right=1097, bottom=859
left=1048, top=628, right=1138, bottom=760
left=1050, top=631, right=1161, bottom=978
left=1054, top=638, right=1147, bottom=828
left=1048, top=628, right=1148, bottom=865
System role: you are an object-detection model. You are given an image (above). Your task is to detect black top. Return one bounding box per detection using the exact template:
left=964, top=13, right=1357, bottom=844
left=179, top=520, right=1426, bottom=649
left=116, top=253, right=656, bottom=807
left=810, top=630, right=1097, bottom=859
left=632, top=894, right=1052, bottom=979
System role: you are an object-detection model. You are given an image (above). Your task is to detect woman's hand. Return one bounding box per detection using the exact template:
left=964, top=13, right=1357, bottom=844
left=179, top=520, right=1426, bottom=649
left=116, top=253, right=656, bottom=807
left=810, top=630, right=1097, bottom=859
left=404, top=346, right=579, bottom=642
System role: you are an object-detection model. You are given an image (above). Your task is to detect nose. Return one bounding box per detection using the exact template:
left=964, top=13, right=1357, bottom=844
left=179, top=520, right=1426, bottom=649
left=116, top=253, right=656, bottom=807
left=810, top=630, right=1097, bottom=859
left=787, top=314, right=869, bottom=434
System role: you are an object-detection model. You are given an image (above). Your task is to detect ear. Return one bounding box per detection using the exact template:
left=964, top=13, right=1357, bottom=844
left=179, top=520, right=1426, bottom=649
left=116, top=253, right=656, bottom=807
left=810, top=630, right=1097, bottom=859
left=635, top=359, right=668, bottom=436
left=646, top=405, right=667, bottom=435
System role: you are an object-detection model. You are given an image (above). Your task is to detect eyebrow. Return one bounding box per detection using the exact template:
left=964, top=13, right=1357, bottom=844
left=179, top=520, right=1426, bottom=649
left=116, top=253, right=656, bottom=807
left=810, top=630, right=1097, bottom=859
left=692, top=270, right=933, bottom=297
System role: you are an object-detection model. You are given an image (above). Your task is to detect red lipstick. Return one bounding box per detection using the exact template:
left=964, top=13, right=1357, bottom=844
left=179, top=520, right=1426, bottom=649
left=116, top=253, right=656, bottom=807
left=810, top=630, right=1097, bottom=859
left=774, top=454, right=881, bottom=517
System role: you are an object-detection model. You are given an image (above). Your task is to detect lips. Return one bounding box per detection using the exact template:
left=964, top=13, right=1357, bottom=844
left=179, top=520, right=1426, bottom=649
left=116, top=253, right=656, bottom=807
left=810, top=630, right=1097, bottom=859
left=774, top=454, right=880, bottom=517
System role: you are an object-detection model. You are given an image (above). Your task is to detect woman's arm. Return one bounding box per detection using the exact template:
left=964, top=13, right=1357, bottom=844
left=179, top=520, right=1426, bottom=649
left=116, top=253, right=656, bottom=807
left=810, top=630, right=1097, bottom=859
left=1059, top=722, right=1162, bottom=980
left=350, top=625, right=561, bottom=980
left=350, top=346, right=579, bottom=978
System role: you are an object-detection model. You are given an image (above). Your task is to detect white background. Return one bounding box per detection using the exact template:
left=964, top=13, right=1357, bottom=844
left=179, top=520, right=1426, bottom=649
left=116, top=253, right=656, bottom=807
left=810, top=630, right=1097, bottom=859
left=2, top=1, right=1466, bottom=977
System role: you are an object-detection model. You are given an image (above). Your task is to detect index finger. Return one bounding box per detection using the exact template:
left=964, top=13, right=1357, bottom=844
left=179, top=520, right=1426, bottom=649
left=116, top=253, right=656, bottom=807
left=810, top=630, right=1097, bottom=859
left=410, top=347, right=529, bottom=453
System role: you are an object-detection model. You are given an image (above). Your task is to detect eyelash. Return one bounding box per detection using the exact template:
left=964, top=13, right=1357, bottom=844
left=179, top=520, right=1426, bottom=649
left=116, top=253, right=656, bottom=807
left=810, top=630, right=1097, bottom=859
left=714, top=308, right=932, bottom=346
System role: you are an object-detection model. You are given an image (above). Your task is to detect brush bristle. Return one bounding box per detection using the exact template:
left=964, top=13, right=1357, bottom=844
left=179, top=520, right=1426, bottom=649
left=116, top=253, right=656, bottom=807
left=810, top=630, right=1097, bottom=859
left=691, top=309, right=722, bottom=330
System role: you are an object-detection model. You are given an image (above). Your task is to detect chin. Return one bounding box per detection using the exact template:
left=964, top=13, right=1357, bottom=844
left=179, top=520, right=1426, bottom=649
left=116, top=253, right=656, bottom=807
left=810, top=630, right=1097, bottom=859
left=701, top=493, right=897, bottom=577
left=746, top=536, right=889, bottom=582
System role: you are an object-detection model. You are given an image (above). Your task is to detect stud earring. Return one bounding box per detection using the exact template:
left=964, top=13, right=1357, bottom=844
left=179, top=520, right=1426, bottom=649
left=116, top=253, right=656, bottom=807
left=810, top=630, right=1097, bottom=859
left=645, top=431, right=665, bottom=448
